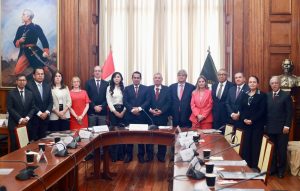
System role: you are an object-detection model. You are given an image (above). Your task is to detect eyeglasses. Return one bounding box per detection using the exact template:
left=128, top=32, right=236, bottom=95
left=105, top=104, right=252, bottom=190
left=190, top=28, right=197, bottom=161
left=218, top=73, right=227, bottom=76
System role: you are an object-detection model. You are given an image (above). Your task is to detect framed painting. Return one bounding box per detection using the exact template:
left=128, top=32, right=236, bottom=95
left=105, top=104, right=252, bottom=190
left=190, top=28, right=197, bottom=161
left=0, top=0, right=59, bottom=88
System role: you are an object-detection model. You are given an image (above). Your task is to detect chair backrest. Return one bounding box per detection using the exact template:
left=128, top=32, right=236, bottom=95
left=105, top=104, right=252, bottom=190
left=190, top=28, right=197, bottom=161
left=260, top=140, right=274, bottom=184
left=258, top=135, right=269, bottom=171
left=224, top=124, right=234, bottom=143
left=14, top=126, right=29, bottom=148
left=233, top=128, right=243, bottom=154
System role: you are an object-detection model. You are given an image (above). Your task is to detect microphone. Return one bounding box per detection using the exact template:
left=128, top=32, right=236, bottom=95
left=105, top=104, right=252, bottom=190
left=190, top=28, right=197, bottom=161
left=216, top=171, right=267, bottom=191
left=53, top=142, right=68, bottom=157
left=0, top=160, right=37, bottom=181
left=141, top=108, right=158, bottom=130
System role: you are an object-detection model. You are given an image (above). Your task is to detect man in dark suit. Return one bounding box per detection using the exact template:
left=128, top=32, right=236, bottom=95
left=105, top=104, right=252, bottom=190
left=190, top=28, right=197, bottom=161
left=212, top=69, right=233, bottom=130
left=26, top=67, right=53, bottom=141
left=7, top=74, right=36, bottom=151
left=85, top=66, right=109, bottom=126
left=226, top=72, right=249, bottom=129
left=169, top=69, right=194, bottom=128
left=266, top=76, right=292, bottom=178
left=123, top=71, right=149, bottom=163
left=148, top=73, right=170, bottom=162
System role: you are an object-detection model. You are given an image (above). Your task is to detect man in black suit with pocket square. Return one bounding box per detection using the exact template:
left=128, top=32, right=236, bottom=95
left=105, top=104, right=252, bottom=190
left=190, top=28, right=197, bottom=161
left=26, top=67, right=53, bottom=141
left=266, top=76, right=292, bottom=178
left=123, top=71, right=150, bottom=163
left=7, top=74, right=36, bottom=151
left=147, top=73, right=170, bottom=162
left=226, top=72, right=249, bottom=129
left=212, top=69, right=233, bottom=130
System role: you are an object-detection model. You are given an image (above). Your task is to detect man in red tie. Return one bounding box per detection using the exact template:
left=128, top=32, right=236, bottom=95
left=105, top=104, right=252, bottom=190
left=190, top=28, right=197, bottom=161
left=123, top=71, right=150, bottom=163
left=266, top=76, right=292, bottom=178
left=147, top=73, right=170, bottom=162
left=169, top=70, right=195, bottom=128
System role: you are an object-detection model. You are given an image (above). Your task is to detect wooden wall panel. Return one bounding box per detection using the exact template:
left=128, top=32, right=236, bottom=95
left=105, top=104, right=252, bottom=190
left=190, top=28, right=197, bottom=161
left=270, top=0, right=292, bottom=14
left=270, top=22, right=291, bottom=45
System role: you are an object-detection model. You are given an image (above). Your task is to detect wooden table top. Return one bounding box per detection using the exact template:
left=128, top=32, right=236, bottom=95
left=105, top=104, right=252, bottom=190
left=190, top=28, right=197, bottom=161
left=173, top=133, right=269, bottom=191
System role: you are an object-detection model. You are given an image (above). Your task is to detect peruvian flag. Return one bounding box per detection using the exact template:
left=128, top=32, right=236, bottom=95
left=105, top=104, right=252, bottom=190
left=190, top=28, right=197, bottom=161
left=101, top=50, right=115, bottom=80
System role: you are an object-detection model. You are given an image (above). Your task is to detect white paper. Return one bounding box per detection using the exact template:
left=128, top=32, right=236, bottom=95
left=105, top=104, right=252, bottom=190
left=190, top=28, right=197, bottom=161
left=210, top=160, right=247, bottom=166
left=210, top=156, right=223, bottom=160
left=158, top=126, right=172, bottom=130
left=79, top=130, right=92, bottom=139
left=63, top=136, right=73, bottom=145
left=183, top=140, right=196, bottom=150
left=0, top=168, right=14, bottom=175
left=179, top=148, right=195, bottom=161
left=189, top=156, right=201, bottom=170
left=179, top=131, right=198, bottom=138
left=178, top=136, right=194, bottom=146
left=0, top=119, right=5, bottom=126
left=55, top=141, right=66, bottom=151
left=128, top=124, right=148, bottom=131
left=93, top=125, right=109, bottom=132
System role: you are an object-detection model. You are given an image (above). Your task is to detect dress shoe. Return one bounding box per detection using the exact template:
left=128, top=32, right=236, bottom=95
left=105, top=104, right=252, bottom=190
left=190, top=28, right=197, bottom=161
left=157, top=156, right=165, bottom=162
left=277, top=172, right=284, bottom=178
left=138, top=156, right=145, bottom=163
left=269, top=171, right=277, bottom=176
left=111, top=158, right=117, bottom=162
left=124, top=156, right=132, bottom=163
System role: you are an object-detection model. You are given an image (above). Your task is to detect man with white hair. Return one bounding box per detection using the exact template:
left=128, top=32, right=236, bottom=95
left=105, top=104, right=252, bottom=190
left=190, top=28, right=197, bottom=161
left=266, top=76, right=292, bottom=178
left=13, top=9, right=49, bottom=75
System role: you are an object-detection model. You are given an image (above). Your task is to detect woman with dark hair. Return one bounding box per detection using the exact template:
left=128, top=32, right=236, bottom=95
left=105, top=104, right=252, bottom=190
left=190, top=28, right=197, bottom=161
left=239, top=75, right=266, bottom=168
left=189, top=75, right=213, bottom=129
left=49, top=71, right=72, bottom=131
left=106, top=72, right=126, bottom=162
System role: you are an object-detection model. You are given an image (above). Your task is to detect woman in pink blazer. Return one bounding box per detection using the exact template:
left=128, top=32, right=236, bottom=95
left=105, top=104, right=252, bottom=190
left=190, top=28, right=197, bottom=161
left=189, top=75, right=213, bottom=129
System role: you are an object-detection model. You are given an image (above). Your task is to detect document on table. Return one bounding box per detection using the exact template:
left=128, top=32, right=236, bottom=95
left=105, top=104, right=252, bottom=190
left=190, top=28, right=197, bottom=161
left=209, top=160, right=247, bottom=166
left=0, top=168, right=13, bottom=175
left=218, top=171, right=265, bottom=180
left=128, top=124, right=149, bottom=131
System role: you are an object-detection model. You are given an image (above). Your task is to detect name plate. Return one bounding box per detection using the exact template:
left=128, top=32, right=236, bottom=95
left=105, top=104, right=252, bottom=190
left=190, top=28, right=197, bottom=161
left=128, top=124, right=149, bottom=131
left=79, top=130, right=92, bottom=139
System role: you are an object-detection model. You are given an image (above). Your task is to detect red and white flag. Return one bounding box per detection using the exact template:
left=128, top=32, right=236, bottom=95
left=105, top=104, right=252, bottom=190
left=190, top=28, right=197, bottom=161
left=101, top=50, right=115, bottom=80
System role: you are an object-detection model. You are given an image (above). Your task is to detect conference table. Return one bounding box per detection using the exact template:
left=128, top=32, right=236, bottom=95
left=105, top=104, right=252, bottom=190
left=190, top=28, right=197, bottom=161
left=0, top=127, right=269, bottom=191
left=173, top=132, right=269, bottom=190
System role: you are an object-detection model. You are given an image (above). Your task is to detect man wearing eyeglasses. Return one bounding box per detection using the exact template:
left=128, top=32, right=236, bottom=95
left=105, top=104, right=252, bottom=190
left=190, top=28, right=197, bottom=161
left=212, top=69, right=233, bottom=130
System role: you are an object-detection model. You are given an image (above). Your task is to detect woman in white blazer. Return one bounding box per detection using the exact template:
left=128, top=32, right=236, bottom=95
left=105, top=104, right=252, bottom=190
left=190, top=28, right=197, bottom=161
left=49, top=71, right=72, bottom=131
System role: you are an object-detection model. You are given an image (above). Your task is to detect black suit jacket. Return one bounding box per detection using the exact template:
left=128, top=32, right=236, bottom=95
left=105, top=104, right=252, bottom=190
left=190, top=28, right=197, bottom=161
left=212, top=81, right=234, bottom=129
left=239, top=90, right=267, bottom=129
left=7, top=88, right=36, bottom=130
left=265, top=90, right=292, bottom=134
left=169, top=82, right=195, bottom=127
left=148, top=85, right=170, bottom=126
left=26, top=80, right=53, bottom=114
left=123, top=84, right=149, bottom=124
left=85, top=79, right=109, bottom=115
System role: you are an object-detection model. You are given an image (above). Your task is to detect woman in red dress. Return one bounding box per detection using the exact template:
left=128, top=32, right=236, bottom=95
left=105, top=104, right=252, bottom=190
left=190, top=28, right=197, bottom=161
left=69, top=76, right=90, bottom=130
left=189, top=75, right=213, bottom=129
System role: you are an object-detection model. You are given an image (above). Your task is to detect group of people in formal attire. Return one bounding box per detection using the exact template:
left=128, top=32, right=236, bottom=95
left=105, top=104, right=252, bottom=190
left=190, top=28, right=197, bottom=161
left=7, top=67, right=292, bottom=178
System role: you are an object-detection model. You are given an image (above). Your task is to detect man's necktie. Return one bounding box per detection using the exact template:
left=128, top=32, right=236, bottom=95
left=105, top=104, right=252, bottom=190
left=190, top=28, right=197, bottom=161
left=216, top=83, right=223, bottom=99
left=155, top=87, right=160, bottom=100
left=38, top=83, right=43, bottom=100
left=179, top=84, right=184, bottom=100
left=96, top=80, right=100, bottom=94
left=273, top=92, right=276, bottom=100
left=135, top=86, right=139, bottom=97
left=236, top=86, right=241, bottom=99
left=20, top=90, right=25, bottom=105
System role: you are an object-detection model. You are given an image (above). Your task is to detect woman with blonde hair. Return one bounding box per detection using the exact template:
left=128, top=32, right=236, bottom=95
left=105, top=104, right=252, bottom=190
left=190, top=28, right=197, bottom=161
left=189, top=75, right=213, bottom=129
left=69, top=76, right=90, bottom=130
